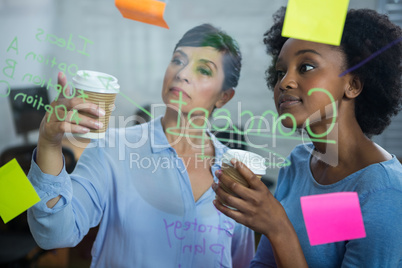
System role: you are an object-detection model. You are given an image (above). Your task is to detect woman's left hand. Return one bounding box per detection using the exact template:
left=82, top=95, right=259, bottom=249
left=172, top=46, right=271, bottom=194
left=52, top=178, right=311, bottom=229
left=212, top=159, right=288, bottom=239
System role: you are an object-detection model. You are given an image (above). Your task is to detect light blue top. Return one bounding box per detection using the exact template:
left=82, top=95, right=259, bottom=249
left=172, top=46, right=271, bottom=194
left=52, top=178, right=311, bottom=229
left=251, top=143, right=402, bottom=268
left=27, top=116, right=255, bottom=268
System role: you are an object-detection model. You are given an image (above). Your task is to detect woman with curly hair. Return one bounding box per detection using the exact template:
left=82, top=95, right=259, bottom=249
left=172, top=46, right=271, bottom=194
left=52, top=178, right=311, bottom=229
left=213, top=7, right=402, bottom=267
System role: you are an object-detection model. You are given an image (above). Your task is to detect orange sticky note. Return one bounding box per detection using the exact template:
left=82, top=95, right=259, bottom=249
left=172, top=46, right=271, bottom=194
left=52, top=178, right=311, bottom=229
left=0, top=159, right=40, bottom=223
left=115, top=0, right=169, bottom=29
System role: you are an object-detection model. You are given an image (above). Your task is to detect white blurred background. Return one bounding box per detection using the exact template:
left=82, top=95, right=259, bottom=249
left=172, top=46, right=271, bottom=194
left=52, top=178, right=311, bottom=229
left=0, top=0, right=400, bottom=184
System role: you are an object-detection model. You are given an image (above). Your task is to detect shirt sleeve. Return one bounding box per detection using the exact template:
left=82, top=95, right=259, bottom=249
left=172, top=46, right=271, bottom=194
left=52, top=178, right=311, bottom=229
left=341, top=188, right=402, bottom=267
left=231, top=223, right=255, bottom=268
left=250, top=234, right=277, bottom=268
left=250, top=162, right=289, bottom=268
left=27, top=145, right=108, bottom=250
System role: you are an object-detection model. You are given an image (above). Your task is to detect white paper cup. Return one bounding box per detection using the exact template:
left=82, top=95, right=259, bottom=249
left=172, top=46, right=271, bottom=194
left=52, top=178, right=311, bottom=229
left=72, top=70, right=120, bottom=139
left=220, top=149, right=266, bottom=198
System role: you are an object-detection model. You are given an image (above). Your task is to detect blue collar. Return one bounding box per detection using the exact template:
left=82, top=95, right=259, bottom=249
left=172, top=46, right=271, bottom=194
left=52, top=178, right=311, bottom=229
left=149, top=116, right=227, bottom=167
left=149, top=116, right=171, bottom=154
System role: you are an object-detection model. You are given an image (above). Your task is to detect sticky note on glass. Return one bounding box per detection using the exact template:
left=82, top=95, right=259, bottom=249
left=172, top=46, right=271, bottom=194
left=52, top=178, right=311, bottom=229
left=282, top=0, right=349, bottom=46
left=115, top=0, right=169, bottom=29
left=300, top=192, right=366, bottom=246
left=0, top=159, right=40, bottom=223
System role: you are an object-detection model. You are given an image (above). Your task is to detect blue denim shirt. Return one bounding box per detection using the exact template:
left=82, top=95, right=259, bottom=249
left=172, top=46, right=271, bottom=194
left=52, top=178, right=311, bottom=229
left=28, top=116, right=255, bottom=268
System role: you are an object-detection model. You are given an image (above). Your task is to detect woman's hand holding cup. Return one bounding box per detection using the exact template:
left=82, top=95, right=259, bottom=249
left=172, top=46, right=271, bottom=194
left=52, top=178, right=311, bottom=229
left=39, top=72, right=106, bottom=147
left=37, top=72, right=104, bottom=176
left=213, top=158, right=290, bottom=240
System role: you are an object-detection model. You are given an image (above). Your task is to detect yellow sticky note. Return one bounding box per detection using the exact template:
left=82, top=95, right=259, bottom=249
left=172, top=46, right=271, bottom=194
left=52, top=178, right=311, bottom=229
left=115, top=0, right=169, bottom=29
left=0, top=159, right=40, bottom=223
left=282, top=0, right=349, bottom=46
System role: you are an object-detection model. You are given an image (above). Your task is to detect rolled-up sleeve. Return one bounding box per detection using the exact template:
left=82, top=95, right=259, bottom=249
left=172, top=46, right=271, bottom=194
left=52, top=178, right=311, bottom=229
left=27, top=148, right=72, bottom=216
left=27, top=145, right=106, bottom=250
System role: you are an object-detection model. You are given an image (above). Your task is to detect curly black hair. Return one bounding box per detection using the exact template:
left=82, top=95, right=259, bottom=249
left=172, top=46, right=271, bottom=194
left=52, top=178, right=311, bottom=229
left=263, top=7, right=402, bottom=137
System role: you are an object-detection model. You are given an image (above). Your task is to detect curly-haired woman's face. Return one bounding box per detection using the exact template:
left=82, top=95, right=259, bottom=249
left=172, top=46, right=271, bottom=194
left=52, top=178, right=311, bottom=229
left=274, top=38, right=352, bottom=132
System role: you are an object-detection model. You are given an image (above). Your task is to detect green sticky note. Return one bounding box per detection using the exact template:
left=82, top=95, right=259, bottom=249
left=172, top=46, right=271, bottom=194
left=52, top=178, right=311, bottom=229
left=0, top=158, right=40, bottom=223
left=282, top=0, right=350, bottom=46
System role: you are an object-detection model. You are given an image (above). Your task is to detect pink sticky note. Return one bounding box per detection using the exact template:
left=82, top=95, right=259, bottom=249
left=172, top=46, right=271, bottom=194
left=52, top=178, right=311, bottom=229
left=300, top=192, right=366, bottom=246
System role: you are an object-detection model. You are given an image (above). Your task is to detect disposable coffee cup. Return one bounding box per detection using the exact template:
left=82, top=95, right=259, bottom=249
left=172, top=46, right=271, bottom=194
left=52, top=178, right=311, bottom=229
left=72, top=70, right=120, bottom=139
left=219, top=149, right=267, bottom=199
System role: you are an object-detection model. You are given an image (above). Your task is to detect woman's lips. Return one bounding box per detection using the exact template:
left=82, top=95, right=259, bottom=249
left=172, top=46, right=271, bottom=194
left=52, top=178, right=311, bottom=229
left=170, top=87, right=190, bottom=99
left=278, top=95, right=302, bottom=109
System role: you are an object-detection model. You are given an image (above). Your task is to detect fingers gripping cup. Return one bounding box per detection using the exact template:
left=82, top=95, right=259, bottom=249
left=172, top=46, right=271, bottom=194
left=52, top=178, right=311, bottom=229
left=72, top=70, right=120, bottom=139
left=220, top=149, right=267, bottom=198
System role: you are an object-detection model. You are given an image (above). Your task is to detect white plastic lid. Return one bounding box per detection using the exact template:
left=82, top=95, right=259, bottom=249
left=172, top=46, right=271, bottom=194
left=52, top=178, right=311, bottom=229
left=72, top=70, right=120, bottom=93
left=222, top=149, right=267, bottom=175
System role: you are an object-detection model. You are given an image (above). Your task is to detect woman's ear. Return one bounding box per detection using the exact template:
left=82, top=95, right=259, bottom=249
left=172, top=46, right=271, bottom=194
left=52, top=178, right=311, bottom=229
left=215, top=88, right=235, bottom=108
left=344, top=75, right=363, bottom=99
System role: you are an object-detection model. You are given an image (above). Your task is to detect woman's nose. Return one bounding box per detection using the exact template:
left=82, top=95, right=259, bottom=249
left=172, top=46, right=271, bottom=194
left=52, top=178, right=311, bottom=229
left=279, top=72, right=297, bottom=91
left=176, top=64, right=191, bottom=83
